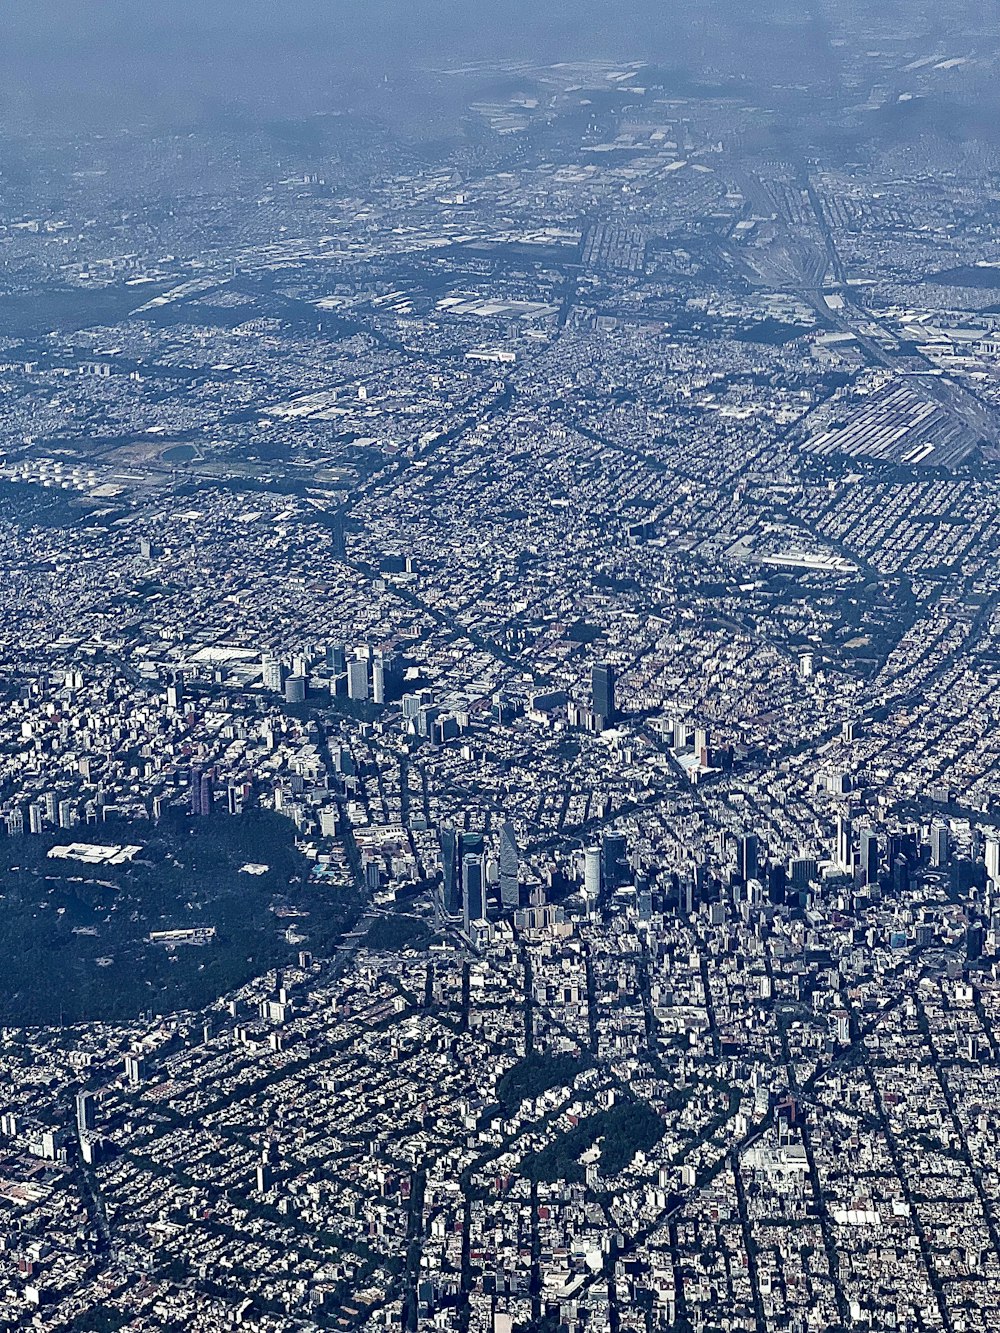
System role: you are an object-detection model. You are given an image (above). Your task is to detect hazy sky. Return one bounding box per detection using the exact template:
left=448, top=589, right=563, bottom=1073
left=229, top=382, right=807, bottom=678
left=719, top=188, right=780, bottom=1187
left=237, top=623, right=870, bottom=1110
left=0, top=0, right=693, bottom=131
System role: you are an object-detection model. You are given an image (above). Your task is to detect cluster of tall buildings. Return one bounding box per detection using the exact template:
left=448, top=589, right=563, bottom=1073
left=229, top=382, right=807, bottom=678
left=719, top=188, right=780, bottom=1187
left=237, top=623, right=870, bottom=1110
left=261, top=643, right=399, bottom=707
left=437, top=820, right=521, bottom=936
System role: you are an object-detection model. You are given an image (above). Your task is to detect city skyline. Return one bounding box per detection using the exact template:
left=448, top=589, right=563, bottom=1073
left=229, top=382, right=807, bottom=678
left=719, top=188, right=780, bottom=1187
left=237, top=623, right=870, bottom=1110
left=0, top=2, right=999, bottom=1330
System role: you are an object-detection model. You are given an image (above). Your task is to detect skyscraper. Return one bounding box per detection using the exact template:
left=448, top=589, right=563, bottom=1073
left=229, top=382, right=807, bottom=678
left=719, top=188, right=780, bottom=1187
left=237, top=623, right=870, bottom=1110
left=372, top=654, right=385, bottom=705
left=767, top=863, right=786, bottom=905
left=499, top=821, right=519, bottom=910
left=347, top=658, right=369, bottom=701
left=602, top=833, right=628, bottom=894
left=836, top=814, right=852, bottom=872
left=440, top=826, right=460, bottom=916
left=583, top=847, right=602, bottom=903
left=930, top=822, right=950, bottom=868
left=860, top=827, right=880, bottom=887
left=459, top=831, right=485, bottom=928
left=968, top=922, right=985, bottom=961
left=592, top=662, right=616, bottom=727
left=738, top=834, right=758, bottom=884
left=986, top=835, right=1000, bottom=887
left=75, top=1091, right=96, bottom=1134
left=462, top=853, right=485, bottom=933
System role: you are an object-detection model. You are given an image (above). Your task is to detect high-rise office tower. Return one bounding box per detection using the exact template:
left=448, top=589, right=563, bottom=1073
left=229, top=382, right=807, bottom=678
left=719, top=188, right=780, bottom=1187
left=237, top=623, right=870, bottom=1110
left=602, top=833, right=628, bottom=893
left=583, top=847, right=602, bottom=903
left=499, top=821, right=519, bottom=910
left=860, top=826, right=880, bottom=886
left=326, top=642, right=346, bottom=674
left=738, top=834, right=758, bottom=884
left=986, top=835, right=1000, bottom=887
left=681, top=877, right=694, bottom=915
left=968, top=922, right=985, bottom=961
left=459, top=831, right=485, bottom=925
left=695, top=726, right=710, bottom=764
left=75, top=1091, right=96, bottom=1135
left=372, top=655, right=385, bottom=705
left=592, top=662, right=616, bottom=727
left=767, top=863, right=787, bottom=905
left=440, top=826, right=460, bottom=916
left=892, top=855, right=909, bottom=894
left=930, top=822, right=950, bottom=868
left=836, top=814, right=852, bottom=872
left=462, top=853, right=485, bottom=933
left=347, top=658, right=369, bottom=701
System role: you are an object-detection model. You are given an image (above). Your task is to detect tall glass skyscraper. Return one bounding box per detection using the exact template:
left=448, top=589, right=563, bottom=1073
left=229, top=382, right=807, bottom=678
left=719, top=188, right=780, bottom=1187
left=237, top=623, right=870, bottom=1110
left=592, top=661, right=616, bottom=725
left=499, top=821, right=519, bottom=910
left=463, top=854, right=485, bottom=933
left=440, top=826, right=460, bottom=916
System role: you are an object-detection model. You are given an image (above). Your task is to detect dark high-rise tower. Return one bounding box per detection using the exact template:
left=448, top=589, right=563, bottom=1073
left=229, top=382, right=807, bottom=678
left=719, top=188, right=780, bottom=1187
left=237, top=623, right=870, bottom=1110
left=860, top=827, right=879, bottom=886
left=738, top=834, right=758, bottom=884
left=602, top=833, right=628, bottom=895
left=75, top=1091, right=96, bottom=1134
left=592, top=662, right=616, bottom=726
left=440, top=826, right=460, bottom=916
left=463, top=853, right=485, bottom=933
